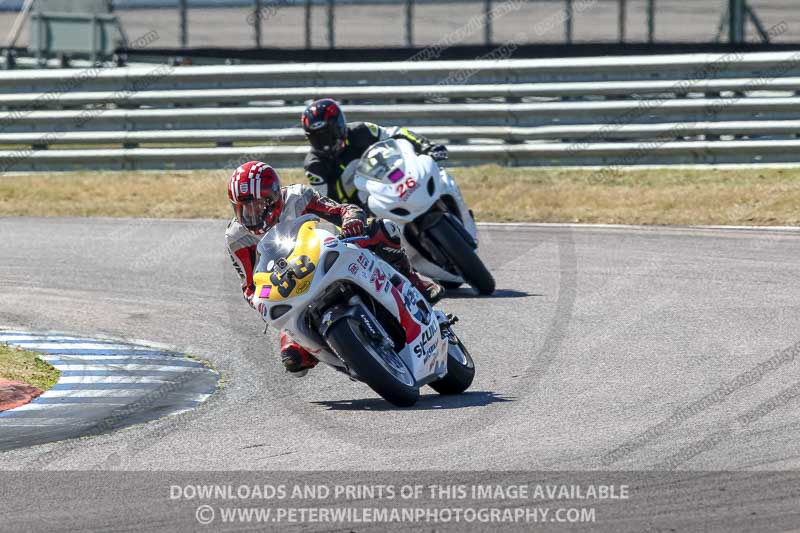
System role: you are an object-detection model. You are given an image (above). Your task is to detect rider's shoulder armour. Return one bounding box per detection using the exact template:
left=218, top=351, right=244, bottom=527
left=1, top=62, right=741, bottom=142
left=346, top=122, right=382, bottom=152
left=280, top=184, right=315, bottom=220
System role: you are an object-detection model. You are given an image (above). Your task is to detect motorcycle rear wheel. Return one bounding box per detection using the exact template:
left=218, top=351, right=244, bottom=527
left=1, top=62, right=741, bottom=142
left=429, top=329, right=475, bottom=395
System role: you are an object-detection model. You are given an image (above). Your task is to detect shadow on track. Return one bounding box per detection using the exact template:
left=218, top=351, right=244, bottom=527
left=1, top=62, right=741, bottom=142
left=442, top=289, right=537, bottom=299
left=311, top=390, right=514, bottom=411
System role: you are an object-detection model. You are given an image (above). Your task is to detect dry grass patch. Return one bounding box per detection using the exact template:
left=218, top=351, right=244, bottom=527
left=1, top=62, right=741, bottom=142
left=1, top=166, right=799, bottom=225
left=455, top=166, right=800, bottom=225
left=0, top=343, right=60, bottom=391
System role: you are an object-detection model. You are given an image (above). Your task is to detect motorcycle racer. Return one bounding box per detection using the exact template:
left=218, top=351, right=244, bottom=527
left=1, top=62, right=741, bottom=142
left=226, top=160, right=443, bottom=375
left=302, top=98, right=449, bottom=206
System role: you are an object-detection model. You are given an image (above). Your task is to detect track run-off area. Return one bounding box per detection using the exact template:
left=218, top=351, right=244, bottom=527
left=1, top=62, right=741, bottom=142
left=0, top=331, right=218, bottom=451
left=1, top=217, right=800, bottom=530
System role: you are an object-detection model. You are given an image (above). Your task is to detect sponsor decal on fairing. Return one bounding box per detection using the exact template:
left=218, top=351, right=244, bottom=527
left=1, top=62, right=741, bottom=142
left=370, top=268, right=386, bottom=291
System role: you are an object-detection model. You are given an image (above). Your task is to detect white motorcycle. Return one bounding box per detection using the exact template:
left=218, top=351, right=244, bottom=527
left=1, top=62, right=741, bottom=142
left=252, top=214, right=475, bottom=407
left=352, top=138, right=495, bottom=295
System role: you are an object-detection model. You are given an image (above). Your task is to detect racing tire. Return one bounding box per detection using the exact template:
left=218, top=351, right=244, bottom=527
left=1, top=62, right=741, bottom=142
left=326, top=318, right=420, bottom=407
left=429, top=329, right=475, bottom=395
left=428, top=217, right=495, bottom=295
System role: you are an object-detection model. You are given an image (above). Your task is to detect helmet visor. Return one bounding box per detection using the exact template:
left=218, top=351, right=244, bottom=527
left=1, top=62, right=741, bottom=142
left=235, top=198, right=274, bottom=231
left=307, top=127, right=343, bottom=154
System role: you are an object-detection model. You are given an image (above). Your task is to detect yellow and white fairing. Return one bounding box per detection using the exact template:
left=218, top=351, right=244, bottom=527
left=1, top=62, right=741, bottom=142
left=253, top=219, right=321, bottom=302
left=251, top=214, right=449, bottom=384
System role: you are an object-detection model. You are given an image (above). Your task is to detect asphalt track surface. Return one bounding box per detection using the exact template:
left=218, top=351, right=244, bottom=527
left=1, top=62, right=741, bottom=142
left=2, top=217, right=800, bottom=531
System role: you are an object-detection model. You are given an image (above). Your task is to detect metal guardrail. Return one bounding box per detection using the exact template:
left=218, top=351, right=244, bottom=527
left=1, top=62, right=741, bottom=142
left=2, top=52, right=800, bottom=92
left=4, top=99, right=800, bottom=132
left=2, top=51, right=800, bottom=171
left=2, top=77, right=800, bottom=108
left=5, top=140, right=800, bottom=172
left=3, top=121, right=799, bottom=146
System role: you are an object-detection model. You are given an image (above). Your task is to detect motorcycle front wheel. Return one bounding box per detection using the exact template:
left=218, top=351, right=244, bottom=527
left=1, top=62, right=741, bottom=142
left=428, top=217, right=495, bottom=295
left=326, top=317, right=420, bottom=407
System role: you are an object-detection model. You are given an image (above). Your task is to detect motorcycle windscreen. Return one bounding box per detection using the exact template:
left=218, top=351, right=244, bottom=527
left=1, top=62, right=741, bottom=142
left=254, top=214, right=321, bottom=301
left=356, top=139, right=405, bottom=183
left=256, top=216, right=304, bottom=271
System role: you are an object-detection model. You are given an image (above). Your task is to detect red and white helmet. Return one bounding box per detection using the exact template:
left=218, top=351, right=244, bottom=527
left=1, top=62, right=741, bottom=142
left=228, top=161, right=283, bottom=235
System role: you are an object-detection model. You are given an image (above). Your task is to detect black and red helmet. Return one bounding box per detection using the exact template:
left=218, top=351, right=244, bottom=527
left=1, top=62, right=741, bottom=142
left=301, top=98, right=347, bottom=155
left=228, top=161, right=283, bottom=235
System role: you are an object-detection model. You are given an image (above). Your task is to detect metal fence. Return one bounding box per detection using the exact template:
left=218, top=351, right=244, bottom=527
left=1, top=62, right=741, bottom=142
left=112, top=0, right=800, bottom=49
left=2, top=50, right=800, bottom=172
left=3, top=0, right=799, bottom=53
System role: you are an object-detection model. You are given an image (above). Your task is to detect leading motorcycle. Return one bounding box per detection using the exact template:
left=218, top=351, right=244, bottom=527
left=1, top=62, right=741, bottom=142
left=352, top=138, right=495, bottom=295
left=252, top=214, right=475, bottom=407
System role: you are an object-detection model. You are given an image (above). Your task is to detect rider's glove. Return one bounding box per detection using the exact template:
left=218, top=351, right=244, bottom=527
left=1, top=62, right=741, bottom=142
left=341, top=216, right=366, bottom=238
left=426, top=144, right=448, bottom=162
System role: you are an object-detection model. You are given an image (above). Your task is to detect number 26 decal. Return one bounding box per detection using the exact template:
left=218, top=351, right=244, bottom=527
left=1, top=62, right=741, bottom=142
left=396, top=177, right=417, bottom=197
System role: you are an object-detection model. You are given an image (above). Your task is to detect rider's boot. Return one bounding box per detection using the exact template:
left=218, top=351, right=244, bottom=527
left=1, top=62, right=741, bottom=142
left=395, top=255, right=444, bottom=305
left=280, top=331, right=318, bottom=377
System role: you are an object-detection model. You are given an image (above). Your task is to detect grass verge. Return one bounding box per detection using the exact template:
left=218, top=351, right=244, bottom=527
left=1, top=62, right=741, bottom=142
left=0, top=343, right=60, bottom=391
left=1, top=166, right=799, bottom=225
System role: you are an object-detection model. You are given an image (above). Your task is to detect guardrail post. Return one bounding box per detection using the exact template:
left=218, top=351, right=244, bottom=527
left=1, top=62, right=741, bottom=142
left=618, top=0, right=626, bottom=42
left=254, top=0, right=262, bottom=48
left=304, top=0, right=311, bottom=49
left=729, top=0, right=746, bottom=44
left=405, top=0, right=413, bottom=47
left=484, top=0, right=492, bottom=46
left=35, top=10, right=44, bottom=66
left=565, top=0, right=573, bottom=44
left=2, top=49, right=15, bottom=70
left=90, top=13, right=98, bottom=64
left=647, top=0, right=655, bottom=43
left=327, top=0, right=335, bottom=50
left=179, top=0, right=188, bottom=49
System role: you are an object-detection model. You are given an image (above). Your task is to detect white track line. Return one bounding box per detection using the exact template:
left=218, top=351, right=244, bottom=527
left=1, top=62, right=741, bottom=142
left=35, top=364, right=200, bottom=372
left=40, top=390, right=212, bottom=401
left=7, top=342, right=168, bottom=351
left=53, top=376, right=179, bottom=384
left=39, top=354, right=190, bottom=360
left=0, top=335, right=116, bottom=342
left=43, top=389, right=172, bottom=398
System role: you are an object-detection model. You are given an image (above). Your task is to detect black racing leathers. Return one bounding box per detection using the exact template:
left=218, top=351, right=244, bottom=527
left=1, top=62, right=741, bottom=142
left=303, top=122, right=435, bottom=207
